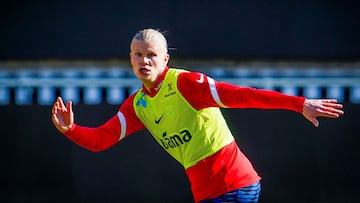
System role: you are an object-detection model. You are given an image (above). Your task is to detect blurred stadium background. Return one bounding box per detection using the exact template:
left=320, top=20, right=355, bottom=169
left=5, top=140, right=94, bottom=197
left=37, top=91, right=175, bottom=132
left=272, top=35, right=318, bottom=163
left=1, top=0, right=359, bottom=202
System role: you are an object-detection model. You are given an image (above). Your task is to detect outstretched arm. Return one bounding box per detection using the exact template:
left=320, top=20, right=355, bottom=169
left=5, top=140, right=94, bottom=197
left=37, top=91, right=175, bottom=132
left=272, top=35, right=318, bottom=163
left=302, top=99, right=344, bottom=127
left=51, top=96, right=145, bottom=152
left=178, top=72, right=305, bottom=112
left=51, top=96, right=121, bottom=152
left=177, top=72, right=344, bottom=127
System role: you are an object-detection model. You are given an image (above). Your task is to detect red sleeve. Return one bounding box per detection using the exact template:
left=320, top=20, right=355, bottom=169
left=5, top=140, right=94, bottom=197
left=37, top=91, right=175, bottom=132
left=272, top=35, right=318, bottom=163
left=177, top=72, right=305, bottom=113
left=119, top=93, right=146, bottom=135
left=63, top=93, right=145, bottom=152
left=177, top=72, right=219, bottom=109
left=216, top=81, right=305, bottom=112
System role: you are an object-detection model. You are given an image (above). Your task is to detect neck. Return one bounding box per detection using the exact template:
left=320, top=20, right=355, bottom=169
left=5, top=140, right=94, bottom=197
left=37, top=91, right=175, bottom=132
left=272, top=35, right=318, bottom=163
left=143, top=82, right=154, bottom=92
left=142, top=66, right=169, bottom=96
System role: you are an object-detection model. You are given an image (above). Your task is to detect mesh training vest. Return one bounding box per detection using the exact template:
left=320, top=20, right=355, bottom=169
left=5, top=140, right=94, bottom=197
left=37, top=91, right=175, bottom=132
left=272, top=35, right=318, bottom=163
left=133, top=68, right=234, bottom=169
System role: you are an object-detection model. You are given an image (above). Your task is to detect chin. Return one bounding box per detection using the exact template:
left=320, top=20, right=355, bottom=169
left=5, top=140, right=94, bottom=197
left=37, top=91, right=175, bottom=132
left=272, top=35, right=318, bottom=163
left=136, top=74, right=152, bottom=83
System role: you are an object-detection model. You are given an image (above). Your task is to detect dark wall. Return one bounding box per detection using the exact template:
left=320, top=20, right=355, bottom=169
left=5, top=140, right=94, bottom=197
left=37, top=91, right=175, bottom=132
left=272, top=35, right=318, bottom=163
left=1, top=0, right=359, bottom=60
left=1, top=103, right=359, bottom=202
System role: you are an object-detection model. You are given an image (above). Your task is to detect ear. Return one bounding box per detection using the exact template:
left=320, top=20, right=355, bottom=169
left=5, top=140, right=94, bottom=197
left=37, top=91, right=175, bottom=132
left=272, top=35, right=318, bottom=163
left=164, top=53, right=170, bottom=65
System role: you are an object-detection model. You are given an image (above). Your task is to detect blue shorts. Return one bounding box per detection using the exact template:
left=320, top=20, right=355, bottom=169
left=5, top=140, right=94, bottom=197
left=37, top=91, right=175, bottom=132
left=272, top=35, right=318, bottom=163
left=200, top=182, right=261, bottom=203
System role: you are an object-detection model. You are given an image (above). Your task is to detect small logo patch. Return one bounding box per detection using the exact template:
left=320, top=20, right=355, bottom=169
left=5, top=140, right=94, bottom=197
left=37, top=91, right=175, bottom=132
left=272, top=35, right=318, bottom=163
left=136, top=93, right=147, bottom=107
left=155, top=115, right=164, bottom=124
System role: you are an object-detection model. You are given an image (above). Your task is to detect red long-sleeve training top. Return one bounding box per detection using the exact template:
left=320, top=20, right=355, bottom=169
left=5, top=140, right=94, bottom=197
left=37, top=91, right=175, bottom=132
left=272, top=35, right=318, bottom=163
left=63, top=67, right=305, bottom=202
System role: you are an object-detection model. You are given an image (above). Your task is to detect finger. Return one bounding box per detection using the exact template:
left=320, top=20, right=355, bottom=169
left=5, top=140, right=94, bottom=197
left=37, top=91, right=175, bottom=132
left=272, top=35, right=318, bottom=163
left=322, top=102, right=343, bottom=109
left=52, top=103, right=56, bottom=114
left=317, top=108, right=342, bottom=118
left=66, top=101, right=73, bottom=113
left=56, top=96, right=62, bottom=104
left=51, top=113, right=59, bottom=125
left=58, top=97, right=66, bottom=110
left=320, top=106, right=344, bottom=116
left=320, top=113, right=340, bottom=118
left=52, top=100, right=61, bottom=114
left=52, top=106, right=57, bottom=115
left=329, top=108, right=344, bottom=116
left=320, top=99, right=338, bottom=103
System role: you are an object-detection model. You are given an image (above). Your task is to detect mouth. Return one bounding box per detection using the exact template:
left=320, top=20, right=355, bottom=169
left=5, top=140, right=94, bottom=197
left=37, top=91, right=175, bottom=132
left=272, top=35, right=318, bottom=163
left=139, top=67, right=151, bottom=75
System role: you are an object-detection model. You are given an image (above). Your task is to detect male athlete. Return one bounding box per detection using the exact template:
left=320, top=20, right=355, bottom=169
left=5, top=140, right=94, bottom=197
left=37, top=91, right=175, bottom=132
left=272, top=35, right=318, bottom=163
left=52, top=29, right=344, bottom=202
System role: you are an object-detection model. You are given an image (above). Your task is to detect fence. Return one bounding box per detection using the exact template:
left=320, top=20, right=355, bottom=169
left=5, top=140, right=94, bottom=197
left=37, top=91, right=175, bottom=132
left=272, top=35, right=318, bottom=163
left=1, top=63, right=360, bottom=105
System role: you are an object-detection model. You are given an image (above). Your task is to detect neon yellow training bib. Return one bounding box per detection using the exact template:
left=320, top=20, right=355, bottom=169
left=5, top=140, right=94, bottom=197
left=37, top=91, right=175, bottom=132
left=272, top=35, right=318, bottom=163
left=133, top=68, right=234, bottom=169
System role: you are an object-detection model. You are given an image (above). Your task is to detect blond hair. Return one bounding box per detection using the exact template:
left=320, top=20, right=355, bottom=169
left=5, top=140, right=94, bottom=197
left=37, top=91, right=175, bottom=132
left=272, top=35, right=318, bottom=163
left=131, top=28, right=168, bottom=53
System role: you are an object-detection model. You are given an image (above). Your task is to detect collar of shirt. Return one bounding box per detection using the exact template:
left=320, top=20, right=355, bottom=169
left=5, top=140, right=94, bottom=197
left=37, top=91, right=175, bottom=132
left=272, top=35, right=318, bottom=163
left=141, top=66, right=169, bottom=97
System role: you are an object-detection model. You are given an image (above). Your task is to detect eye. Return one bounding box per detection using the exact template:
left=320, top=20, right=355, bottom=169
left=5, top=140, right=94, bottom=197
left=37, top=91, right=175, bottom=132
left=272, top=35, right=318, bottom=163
left=134, top=52, right=142, bottom=57
left=147, top=53, right=156, bottom=57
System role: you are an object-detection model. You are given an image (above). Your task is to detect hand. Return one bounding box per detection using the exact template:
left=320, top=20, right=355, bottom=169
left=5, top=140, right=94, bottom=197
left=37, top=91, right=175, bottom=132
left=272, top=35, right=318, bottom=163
left=52, top=97, right=74, bottom=133
left=302, top=99, right=344, bottom=127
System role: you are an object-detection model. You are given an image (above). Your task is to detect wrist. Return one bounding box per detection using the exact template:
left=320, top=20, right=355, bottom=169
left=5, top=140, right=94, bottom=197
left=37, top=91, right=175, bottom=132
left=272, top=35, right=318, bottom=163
left=61, top=124, right=75, bottom=134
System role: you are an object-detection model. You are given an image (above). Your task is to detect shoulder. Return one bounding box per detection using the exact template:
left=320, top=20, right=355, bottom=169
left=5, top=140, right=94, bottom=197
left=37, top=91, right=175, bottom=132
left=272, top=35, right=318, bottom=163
left=178, top=70, right=208, bottom=84
left=119, top=92, right=138, bottom=111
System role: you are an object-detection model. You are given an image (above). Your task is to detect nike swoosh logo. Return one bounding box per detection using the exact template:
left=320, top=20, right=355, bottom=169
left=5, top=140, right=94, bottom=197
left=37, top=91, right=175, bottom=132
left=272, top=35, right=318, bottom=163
left=155, top=114, right=164, bottom=124
left=196, top=73, right=204, bottom=83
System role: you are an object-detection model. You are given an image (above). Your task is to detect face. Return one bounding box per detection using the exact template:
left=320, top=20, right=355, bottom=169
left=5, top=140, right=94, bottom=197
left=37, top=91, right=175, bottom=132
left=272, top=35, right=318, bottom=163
left=130, top=39, right=169, bottom=89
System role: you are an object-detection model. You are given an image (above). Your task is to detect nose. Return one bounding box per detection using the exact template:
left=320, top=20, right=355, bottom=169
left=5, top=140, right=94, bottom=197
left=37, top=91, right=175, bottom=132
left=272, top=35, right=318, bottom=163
left=140, top=56, right=150, bottom=64
left=140, top=56, right=150, bottom=65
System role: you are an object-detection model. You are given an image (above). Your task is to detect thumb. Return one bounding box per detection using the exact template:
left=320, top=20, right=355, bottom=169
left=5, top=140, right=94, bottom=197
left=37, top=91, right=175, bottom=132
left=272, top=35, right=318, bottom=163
left=310, top=117, right=319, bottom=127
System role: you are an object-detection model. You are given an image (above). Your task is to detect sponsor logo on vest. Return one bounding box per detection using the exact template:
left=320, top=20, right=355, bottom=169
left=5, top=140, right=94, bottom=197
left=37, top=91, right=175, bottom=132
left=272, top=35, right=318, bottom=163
left=160, top=129, right=192, bottom=149
left=164, top=82, right=176, bottom=98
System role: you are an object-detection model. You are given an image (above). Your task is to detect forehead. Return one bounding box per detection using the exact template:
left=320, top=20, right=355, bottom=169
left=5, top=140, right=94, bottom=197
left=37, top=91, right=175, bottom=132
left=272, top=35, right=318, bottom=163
left=130, top=39, right=167, bottom=53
